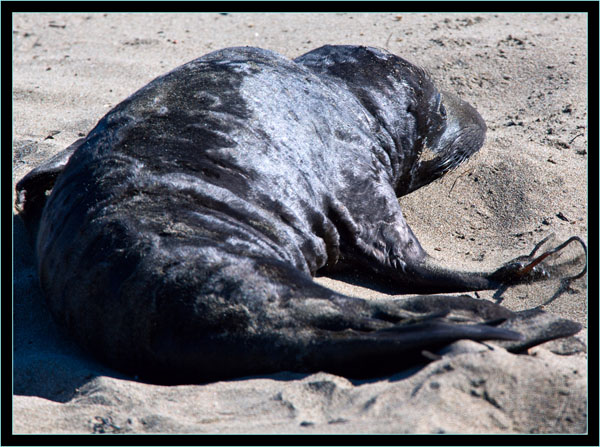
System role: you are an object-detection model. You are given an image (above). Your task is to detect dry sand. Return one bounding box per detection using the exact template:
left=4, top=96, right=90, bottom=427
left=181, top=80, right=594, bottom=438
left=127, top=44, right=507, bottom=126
left=12, top=13, right=588, bottom=434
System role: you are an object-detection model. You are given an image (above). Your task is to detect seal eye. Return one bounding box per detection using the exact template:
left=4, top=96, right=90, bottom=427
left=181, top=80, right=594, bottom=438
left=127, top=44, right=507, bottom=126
left=439, top=103, right=446, bottom=118
left=434, top=92, right=446, bottom=119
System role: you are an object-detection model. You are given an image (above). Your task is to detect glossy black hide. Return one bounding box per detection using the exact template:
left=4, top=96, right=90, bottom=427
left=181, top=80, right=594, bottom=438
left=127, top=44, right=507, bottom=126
left=16, top=46, right=581, bottom=384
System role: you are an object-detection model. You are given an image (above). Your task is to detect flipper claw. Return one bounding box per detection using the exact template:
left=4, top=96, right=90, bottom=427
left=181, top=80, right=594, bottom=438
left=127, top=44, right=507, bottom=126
left=517, top=235, right=587, bottom=281
left=490, top=235, right=587, bottom=284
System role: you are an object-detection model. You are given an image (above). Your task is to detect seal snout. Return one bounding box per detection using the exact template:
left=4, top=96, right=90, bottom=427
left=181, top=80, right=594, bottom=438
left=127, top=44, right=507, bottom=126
left=435, top=91, right=486, bottom=157
left=406, top=91, right=487, bottom=194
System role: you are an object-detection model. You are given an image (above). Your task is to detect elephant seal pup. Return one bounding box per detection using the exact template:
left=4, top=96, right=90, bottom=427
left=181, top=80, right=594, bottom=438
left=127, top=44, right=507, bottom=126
left=16, top=46, right=586, bottom=384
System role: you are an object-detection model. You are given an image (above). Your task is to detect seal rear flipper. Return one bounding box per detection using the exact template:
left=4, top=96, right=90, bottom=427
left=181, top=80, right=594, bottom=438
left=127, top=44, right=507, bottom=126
left=303, top=320, right=522, bottom=379
left=299, top=292, right=583, bottom=379
left=492, top=308, right=583, bottom=353
left=15, top=138, right=84, bottom=237
left=289, top=292, right=528, bottom=378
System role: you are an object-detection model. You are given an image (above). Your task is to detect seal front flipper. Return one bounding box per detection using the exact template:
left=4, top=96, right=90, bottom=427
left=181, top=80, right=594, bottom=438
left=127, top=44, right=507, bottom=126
left=15, top=138, right=85, bottom=236
left=323, top=196, right=497, bottom=294
left=328, top=194, right=587, bottom=294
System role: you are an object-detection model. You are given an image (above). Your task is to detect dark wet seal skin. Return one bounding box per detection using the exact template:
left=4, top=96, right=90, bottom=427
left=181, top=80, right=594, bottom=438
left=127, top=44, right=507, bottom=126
left=16, top=46, right=587, bottom=384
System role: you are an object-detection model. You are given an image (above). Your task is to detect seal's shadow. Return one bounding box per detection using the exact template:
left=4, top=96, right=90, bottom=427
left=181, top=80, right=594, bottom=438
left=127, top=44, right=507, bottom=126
left=12, top=213, right=126, bottom=403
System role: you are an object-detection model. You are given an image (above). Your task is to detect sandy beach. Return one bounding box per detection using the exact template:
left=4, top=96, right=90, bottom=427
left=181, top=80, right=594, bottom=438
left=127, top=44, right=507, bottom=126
left=12, top=12, right=588, bottom=434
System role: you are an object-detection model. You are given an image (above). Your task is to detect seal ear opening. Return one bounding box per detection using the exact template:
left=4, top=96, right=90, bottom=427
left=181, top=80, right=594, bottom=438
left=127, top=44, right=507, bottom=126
left=406, top=91, right=486, bottom=195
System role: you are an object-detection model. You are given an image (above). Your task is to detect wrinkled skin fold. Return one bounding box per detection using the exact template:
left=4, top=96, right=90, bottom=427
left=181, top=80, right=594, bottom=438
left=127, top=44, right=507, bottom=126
left=15, top=46, right=585, bottom=384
